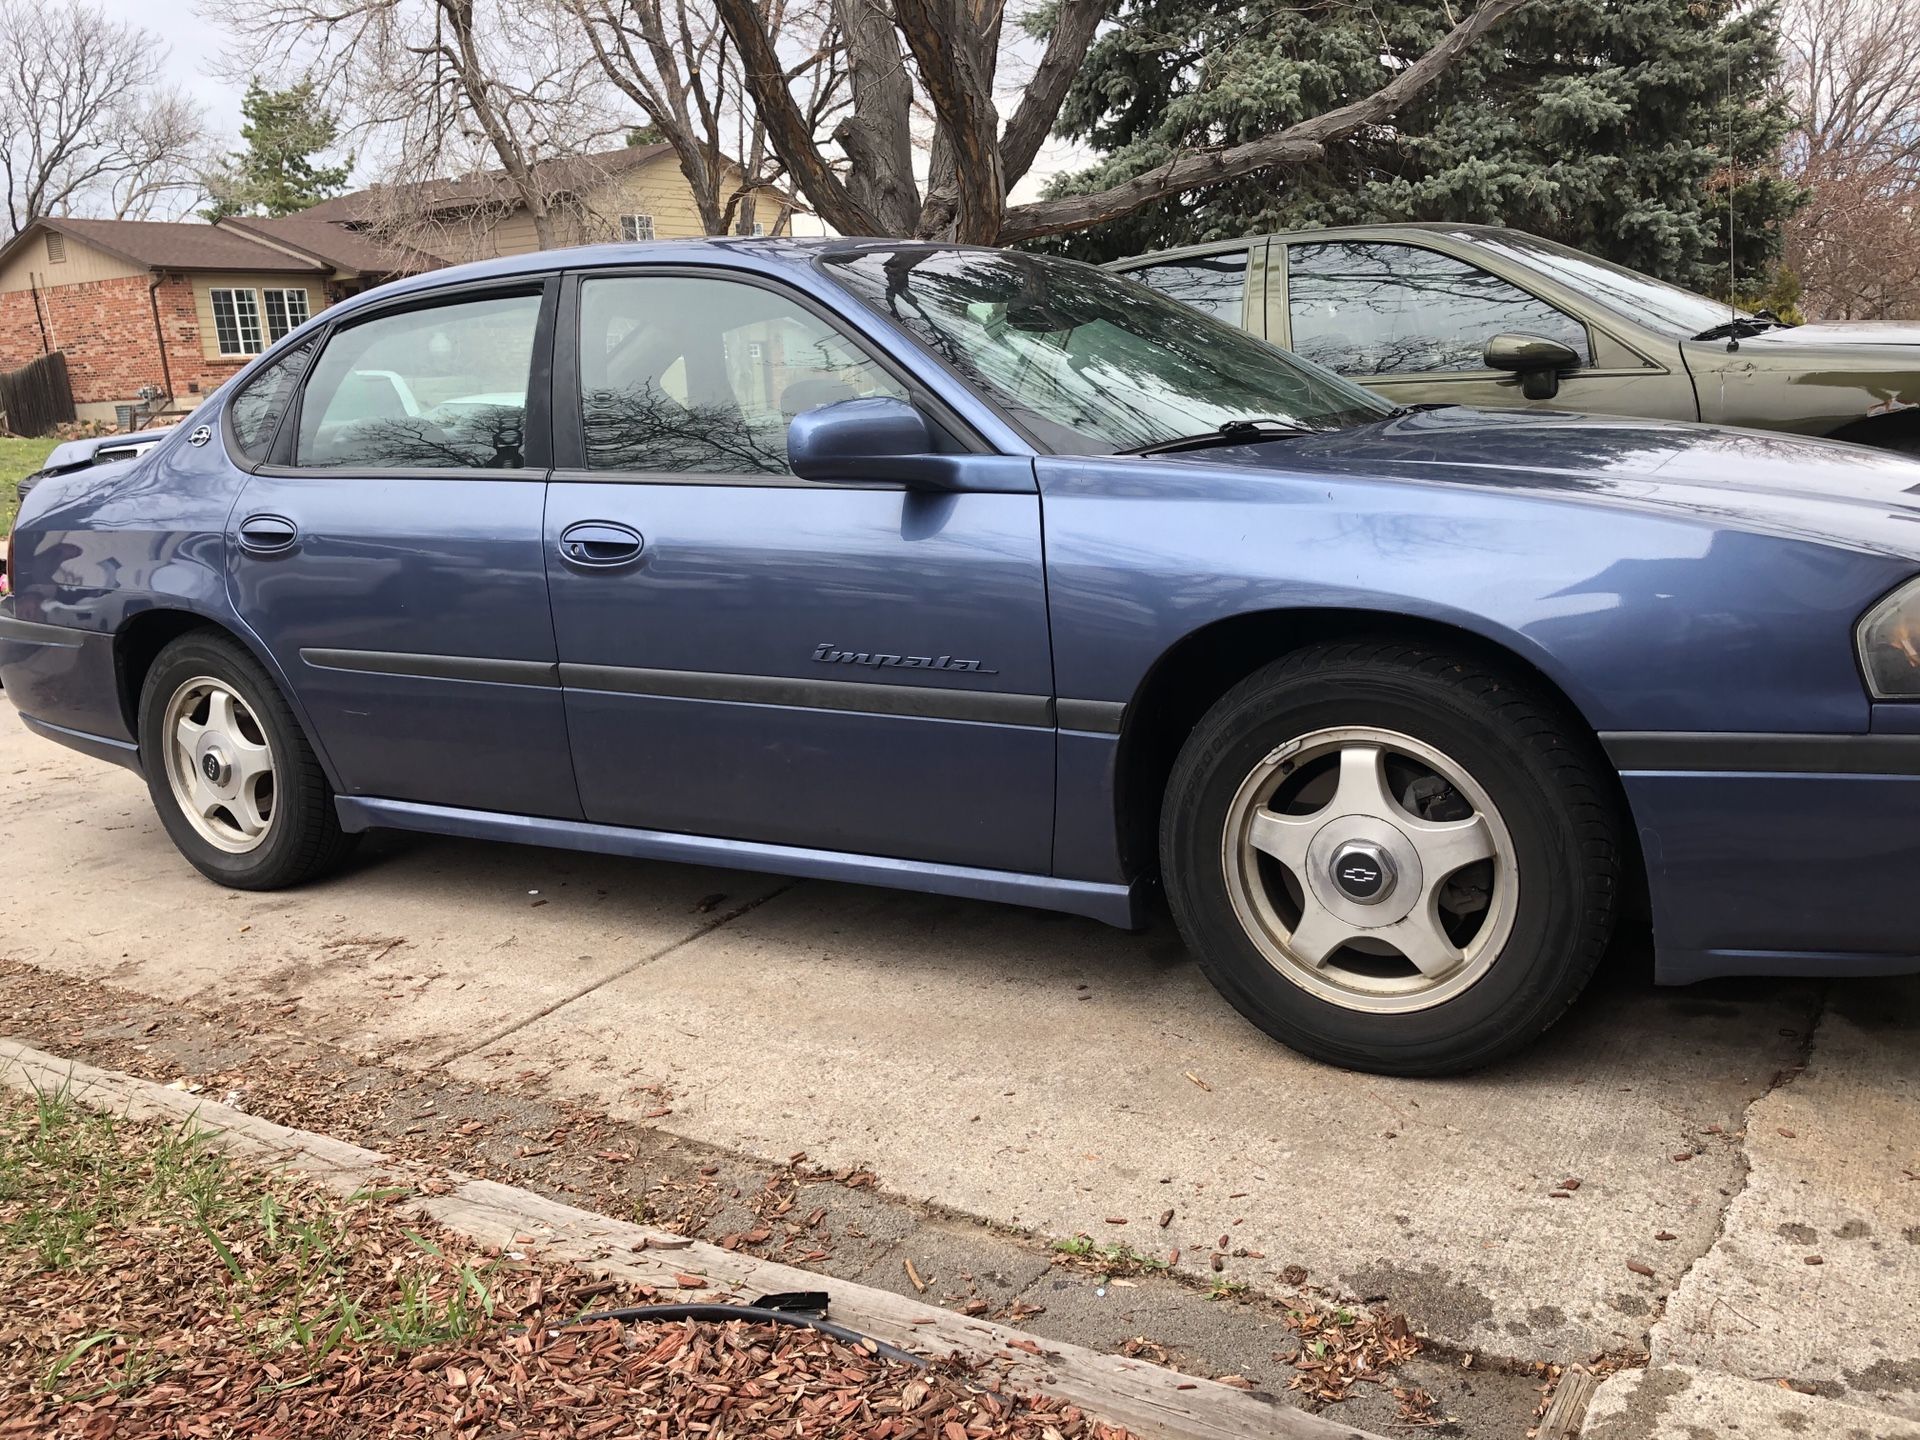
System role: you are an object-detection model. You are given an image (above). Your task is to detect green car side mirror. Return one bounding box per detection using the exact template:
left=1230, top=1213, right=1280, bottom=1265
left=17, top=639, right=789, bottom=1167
left=1484, top=332, right=1582, bottom=401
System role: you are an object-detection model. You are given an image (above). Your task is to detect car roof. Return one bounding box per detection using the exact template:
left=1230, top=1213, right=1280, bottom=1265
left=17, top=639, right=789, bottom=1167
left=315, top=235, right=1050, bottom=319
left=1107, top=222, right=1523, bottom=267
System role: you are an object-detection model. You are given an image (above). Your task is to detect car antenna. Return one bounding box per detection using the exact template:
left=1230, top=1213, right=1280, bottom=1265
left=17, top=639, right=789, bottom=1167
left=1725, top=48, right=1741, bottom=353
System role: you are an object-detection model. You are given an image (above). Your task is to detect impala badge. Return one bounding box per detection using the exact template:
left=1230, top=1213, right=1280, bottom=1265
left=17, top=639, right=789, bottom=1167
left=813, top=642, right=998, bottom=675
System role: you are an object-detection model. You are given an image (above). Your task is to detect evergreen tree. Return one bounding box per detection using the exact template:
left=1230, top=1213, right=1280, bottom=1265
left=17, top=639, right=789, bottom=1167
left=203, top=80, right=352, bottom=220
left=1048, top=0, right=1802, bottom=292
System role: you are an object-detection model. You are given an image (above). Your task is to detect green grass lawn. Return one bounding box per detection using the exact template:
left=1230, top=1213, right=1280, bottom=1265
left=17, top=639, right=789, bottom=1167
left=1, top=435, right=58, bottom=534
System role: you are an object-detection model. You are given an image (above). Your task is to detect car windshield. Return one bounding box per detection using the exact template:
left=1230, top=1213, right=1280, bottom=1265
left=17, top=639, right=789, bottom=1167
left=818, top=246, right=1391, bottom=455
left=1459, top=231, right=1753, bottom=340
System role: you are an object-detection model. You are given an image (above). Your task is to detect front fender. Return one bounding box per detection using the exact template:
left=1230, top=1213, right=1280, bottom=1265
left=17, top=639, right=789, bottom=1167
left=1037, top=457, right=1900, bottom=737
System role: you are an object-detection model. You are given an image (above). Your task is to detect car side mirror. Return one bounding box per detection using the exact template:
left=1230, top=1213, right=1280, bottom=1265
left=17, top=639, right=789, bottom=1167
left=1483, top=332, right=1581, bottom=401
left=787, top=396, right=961, bottom=490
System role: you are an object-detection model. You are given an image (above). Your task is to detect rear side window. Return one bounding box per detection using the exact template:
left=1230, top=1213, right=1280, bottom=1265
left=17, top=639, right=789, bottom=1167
left=229, top=341, right=314, bottom=462
left=295, top=293, right=542, bottom=469
left=1124, top=250, right=1249, bottom=325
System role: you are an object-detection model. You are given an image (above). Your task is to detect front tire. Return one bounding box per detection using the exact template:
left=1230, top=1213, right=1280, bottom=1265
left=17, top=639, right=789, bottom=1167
left=138, top=630, right=356, bottom=889
left=1161, top=641, right=1621, bottom=1076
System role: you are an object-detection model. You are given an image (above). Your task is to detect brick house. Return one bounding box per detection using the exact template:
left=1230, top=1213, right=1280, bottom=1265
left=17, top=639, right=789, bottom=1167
left=0, top=217, right=430, bottom=423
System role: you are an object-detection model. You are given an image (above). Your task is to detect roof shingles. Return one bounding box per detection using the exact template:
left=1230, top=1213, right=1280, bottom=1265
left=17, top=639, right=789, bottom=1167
left=33, top=218, right=326, bottom=273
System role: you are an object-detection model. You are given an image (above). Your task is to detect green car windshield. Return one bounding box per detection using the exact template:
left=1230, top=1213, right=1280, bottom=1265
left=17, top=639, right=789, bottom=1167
left=1461, top=231, right=1754, bottom=341
left=819, top=246, right=1391, bottom=455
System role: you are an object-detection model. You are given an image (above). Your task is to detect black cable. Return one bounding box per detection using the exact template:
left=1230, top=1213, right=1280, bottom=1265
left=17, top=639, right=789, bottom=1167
left=564, top=1302, right=929, bottom=1369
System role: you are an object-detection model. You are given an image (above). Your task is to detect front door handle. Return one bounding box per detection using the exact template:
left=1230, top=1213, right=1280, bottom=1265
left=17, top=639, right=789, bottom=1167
left=558, top=521, right=644, bottom=568
left=237, top=513, right=299, bottom=555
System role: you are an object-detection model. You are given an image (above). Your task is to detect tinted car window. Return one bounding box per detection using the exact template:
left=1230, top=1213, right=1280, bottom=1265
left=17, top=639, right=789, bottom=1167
left=1126, top=250, right=1249, bottom=324
left=576, top=275, right=906, bottom=474
left=296, top=293, right=541, bottom=469
left=1287, top=242, right=1590, bottom=376
left=229, top=341, right=313, bottom=462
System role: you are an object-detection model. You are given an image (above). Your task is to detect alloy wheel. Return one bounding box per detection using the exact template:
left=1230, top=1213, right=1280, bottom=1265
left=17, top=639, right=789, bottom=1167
left=1220, top=725, right=1518, bottom=1013
left=160, top=676, right=277, bottom=854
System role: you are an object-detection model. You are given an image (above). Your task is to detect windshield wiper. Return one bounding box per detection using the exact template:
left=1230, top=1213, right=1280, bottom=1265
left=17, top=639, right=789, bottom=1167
left=1123, top=418, right=1318, bottom=456
left=1691, top=312, right=1793, bottom=343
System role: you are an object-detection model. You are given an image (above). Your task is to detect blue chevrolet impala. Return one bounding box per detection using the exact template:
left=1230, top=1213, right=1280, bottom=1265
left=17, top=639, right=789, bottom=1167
left=4, top=241, right=1918, bottom=1075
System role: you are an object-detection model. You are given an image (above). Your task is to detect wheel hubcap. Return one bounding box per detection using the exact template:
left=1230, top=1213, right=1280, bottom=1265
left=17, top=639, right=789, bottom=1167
left=1328, top=839, right=1395, bottom=905
left=161, top=677, right=276, bottom=854
left=1221, top=726, right=1518, bottom=1014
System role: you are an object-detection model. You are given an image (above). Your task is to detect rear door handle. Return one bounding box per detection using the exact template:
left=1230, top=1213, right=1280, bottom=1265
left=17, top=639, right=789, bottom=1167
left=558, top=521, right=644, bottom=568
left=237, top=513, right=299, bottom=555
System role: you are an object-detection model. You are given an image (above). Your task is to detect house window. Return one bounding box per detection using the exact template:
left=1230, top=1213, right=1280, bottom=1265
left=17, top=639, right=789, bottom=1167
left=46, top=232, right=67, bottom=263
left=751, top=222, right=766, bottom=237
left=210, top=288, right=266, bottom=356
left=263, top=288, right=311, bottom=340
left=619, top=214, right=655, bottom=242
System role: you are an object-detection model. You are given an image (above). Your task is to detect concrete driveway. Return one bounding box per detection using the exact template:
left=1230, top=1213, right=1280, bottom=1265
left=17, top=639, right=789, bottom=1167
left=3, top=705, right=1916, bottom=1433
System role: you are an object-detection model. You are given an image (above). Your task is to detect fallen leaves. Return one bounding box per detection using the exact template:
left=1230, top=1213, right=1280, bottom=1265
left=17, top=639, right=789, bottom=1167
left=0, top=1092, right=1139, bottom=1440
left=1625, top=1259, right=1656, bottom=1278
left=1281, top=1303, right=1421, bottom=1408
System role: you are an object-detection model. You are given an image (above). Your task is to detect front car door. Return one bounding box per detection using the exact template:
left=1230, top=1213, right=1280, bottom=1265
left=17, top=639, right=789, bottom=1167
left=228, top=278, right=581, bottom=819
left=544, top=265, right=1055, bottom=872
left=1277, top=239, right=1693, bottom=420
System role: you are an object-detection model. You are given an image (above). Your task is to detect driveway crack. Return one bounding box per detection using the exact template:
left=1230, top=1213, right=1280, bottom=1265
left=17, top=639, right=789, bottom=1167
left=1645, top=982, right=1827, bottom=1351
left=430, top=882, right=800, bottom=1065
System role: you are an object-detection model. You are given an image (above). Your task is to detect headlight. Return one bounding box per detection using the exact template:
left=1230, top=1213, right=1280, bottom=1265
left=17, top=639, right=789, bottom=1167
left=1860, top=576, right=1920, bottom=699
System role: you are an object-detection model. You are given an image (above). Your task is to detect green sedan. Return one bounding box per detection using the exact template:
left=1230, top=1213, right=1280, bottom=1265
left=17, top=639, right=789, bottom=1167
left=1108, top=224, right=1920, bottom=452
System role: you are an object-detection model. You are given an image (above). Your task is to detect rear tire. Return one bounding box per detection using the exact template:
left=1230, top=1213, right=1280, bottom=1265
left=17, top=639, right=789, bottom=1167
left=138, top=630, right=356, bottom=889
left=1160, top=641, right=1621, bottom=1076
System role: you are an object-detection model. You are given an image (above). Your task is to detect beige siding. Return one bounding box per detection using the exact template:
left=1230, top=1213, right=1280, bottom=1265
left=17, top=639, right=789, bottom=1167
left=581, top=157, right=792, bottom=242
left=377, top=154, right=797, bottom=263
left=487, top=210, right=544, bottom=256
left=191, top=274, right=320, bottom=362
left=0, top=231, right=144, bottom=294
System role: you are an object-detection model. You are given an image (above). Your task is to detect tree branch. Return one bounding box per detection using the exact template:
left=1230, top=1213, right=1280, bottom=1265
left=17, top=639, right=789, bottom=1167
left=714, top=0, right=883, bottom=232
left=996, top=0, right=1103, bottom=191
left=894, top=0, right=1001, bottom=239
left=997, top=0, right=1531, bottom=244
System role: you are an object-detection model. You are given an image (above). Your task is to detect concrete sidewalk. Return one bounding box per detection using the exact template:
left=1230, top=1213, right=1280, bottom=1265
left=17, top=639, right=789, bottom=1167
left=4, top=706, right=1917, bottom=1435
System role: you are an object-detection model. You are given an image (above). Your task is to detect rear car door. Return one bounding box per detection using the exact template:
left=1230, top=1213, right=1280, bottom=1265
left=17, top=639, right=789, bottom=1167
left=544, top=266, right=1055, bottom=872
left=227, top=277, right=581, bottom=819
left=1278, top=239, right=1684, bottom=418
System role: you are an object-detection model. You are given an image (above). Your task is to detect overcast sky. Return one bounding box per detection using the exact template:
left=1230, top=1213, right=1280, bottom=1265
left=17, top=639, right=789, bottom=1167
left=111, top=0, right=249, bottom=143
left=117, top=0, right=1089, bottom=224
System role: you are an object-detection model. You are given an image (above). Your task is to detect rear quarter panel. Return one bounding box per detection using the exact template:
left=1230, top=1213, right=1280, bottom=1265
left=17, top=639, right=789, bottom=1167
left=5, top=421, right=248, bottom=742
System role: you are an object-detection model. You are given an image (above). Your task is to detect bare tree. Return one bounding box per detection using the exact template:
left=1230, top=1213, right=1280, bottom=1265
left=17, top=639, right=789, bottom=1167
left=715, top=0, right=1533, bottom=244
left=1780, top=0, right=1920, bottom=318
left=562, top=0, right=842, bottom=235
left=110, top=94, right=216, bottom=221
left=204, top=0, right=624, bottom=250
left=0, top=0, right=211, bottom=237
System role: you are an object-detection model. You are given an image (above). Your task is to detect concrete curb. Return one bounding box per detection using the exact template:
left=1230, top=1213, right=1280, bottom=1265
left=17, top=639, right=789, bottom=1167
left=1582, top=1364, right=1920, bottom=1439
left=0, top=1037, right=1387, bottom=1440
